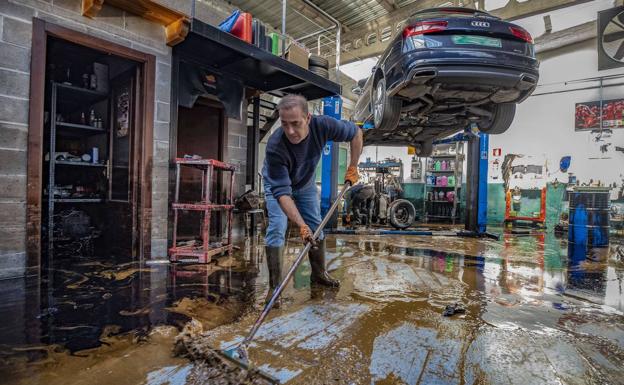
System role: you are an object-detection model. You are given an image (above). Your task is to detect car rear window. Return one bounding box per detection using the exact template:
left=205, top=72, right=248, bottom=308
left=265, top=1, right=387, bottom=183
left=412, top=9, right=499, bottom=20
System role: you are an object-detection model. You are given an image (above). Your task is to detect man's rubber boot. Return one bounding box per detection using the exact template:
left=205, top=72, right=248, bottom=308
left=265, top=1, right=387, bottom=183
left=265, top=246, right=284, bottom=308
left=308, top=239, right=340, bottom=288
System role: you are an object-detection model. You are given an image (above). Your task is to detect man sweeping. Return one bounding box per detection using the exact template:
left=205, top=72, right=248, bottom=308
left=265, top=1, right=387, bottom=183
left=263, top=94, right=363, bottom=293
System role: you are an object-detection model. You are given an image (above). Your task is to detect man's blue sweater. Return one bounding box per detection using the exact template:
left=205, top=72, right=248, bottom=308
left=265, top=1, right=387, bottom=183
left=262, top=115, right=358, bottom=200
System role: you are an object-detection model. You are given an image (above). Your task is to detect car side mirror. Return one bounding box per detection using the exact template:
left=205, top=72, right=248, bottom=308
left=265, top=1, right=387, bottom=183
left=351, top=86, right=363, bottom=95
left=357, top=78, right=367, bottom=88
left=371, top=66, right=376, bottom=73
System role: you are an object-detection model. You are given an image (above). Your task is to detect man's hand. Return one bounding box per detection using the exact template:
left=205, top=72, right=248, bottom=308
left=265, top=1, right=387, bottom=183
left=345, top=166, right=359, bottom=186
left=299, top=224, right=316, bottom=246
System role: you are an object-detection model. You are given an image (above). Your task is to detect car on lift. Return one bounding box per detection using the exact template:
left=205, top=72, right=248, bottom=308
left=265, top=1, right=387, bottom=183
left=352, top=7, right=539, bottom=156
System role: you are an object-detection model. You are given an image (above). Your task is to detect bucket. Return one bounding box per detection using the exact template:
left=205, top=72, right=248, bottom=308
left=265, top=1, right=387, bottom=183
left=568, top=187, right=610, bottom=247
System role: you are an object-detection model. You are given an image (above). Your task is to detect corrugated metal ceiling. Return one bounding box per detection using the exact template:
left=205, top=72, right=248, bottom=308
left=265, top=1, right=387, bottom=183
left=226, top=0, right=397, bottom=39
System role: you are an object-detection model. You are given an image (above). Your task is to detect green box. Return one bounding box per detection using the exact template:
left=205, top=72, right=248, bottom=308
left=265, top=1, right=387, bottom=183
left=270, top=33, right=281, bottom=55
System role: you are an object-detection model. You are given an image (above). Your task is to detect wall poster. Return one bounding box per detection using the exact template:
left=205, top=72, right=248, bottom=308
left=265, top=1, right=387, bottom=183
left=575, top=98, right=624, bottom=131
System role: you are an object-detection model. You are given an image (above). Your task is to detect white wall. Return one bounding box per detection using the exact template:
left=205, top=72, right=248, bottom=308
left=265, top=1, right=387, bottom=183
left=488, top=38, right=624, bottom=194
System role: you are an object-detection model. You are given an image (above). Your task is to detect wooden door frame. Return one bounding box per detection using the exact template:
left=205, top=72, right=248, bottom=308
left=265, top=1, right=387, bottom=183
left=27, top=18, right=156, bottom=270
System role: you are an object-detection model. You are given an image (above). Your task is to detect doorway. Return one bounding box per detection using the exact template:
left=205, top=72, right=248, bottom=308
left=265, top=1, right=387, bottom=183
left=27, top=19, right=155, bottom=269
left=174, top=100, right=226, bottom=243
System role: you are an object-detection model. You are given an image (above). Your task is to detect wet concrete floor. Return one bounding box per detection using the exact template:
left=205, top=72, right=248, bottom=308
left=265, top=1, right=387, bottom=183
left=0, top=230, right=623, bottom=384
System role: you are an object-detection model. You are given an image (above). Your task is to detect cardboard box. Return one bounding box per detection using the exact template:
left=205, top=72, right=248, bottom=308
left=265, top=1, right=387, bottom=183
left=286, top=43, right=309, bottom=69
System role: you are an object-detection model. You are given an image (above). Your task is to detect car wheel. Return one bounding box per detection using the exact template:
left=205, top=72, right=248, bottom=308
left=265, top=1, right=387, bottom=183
left=372, top=77, right=401, bottom=131
left=389, top=199, right=416, bottom=229
left=480, top=103, right=516, bottom=135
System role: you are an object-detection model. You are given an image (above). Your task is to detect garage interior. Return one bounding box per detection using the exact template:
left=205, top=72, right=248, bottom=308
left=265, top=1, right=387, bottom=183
left=42, top=37, right=140, bottom=260
left=0, top=0, right=623, bottom=384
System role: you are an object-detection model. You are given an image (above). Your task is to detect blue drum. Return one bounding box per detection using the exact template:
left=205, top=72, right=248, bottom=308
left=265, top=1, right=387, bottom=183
left=568, top=187, right=610, bottom=247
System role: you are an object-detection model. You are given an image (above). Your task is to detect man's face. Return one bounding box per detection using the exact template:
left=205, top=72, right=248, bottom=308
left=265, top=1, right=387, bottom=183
left=280, top=106, right=311, bottom=144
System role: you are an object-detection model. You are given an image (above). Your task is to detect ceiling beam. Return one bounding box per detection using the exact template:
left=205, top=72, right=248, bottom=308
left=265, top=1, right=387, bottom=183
left=328, top=0, right=593, bottom=65
left=535, top=20, right=595, bottom=55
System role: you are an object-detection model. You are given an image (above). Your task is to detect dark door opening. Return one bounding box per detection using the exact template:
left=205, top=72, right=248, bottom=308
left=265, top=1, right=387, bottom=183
left=41, top=37, right=140, bottom=262
left=174, top=100, right=226, bottom=244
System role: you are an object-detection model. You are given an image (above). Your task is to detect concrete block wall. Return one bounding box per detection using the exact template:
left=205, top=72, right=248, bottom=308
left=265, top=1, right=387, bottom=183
left=0, top=0, right=175, bottom=277
left=0, top=0, right=256, bottom=274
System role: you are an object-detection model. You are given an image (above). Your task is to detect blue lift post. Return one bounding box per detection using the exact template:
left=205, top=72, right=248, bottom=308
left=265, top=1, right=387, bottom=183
left=465, top=128, right=490, bottom=235
left=477, top=132, right=489, bottom=233
left=320, top=96, right=342, bottom=229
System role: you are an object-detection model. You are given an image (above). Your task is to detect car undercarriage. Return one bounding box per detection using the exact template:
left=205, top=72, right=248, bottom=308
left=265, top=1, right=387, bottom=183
left=363, top=66, right=538, bottom=148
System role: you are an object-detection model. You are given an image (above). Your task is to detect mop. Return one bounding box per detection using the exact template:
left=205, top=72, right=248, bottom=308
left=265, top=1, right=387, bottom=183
left=176, top=183, right=352, bottom=384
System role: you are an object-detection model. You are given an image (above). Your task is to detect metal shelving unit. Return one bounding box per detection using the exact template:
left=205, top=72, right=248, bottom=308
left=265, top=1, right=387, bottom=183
left=424, top=142, right=464, bottom=225
left=169, top=158, right=236, bottom=263
left=46, top=82, right=109, bottom=254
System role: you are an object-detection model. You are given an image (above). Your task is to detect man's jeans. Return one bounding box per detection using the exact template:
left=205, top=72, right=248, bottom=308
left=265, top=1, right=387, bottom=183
left=264, top=181, right=323, bottom=247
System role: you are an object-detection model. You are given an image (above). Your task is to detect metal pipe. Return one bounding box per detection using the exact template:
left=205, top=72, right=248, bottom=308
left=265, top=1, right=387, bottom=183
left=301, top=0, right=341, bottom=82
left=282, top=0, right=287, bottom=56
left=297, top=25, right=336, bottom=42
left=317, top=34, right=335, bottom=56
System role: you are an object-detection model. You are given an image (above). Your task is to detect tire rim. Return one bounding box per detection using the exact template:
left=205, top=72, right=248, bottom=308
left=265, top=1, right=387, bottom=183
left=395, top=206, right=409, bottom=224
left=373, top=80, right=385, bottom=127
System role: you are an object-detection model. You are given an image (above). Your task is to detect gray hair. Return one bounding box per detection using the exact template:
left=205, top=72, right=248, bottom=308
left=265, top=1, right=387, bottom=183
left=276, top=94, right=308, bottom=115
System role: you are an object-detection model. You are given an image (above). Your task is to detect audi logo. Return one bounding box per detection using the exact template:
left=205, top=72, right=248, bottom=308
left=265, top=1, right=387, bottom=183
left=471, top=21, right=490, bottom=28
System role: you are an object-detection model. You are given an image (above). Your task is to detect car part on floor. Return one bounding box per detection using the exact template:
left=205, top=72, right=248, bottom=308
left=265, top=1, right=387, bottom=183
left=389, top=199, right=417, bottom=229
left=217, top=182, right=352, bottom=373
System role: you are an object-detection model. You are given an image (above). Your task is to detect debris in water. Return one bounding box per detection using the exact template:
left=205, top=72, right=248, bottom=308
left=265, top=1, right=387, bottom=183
left=442, top=303, right=466, bottom=317
left=173, top=320, right=275, bottom=385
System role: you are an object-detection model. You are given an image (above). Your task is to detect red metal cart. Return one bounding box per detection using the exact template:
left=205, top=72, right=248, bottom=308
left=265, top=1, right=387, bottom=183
left=169, top=158, right=236, bottom=263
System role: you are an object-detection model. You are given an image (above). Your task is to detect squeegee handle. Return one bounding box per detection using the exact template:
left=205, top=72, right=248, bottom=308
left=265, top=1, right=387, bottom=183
left=242, top=182, right=352, bottom=346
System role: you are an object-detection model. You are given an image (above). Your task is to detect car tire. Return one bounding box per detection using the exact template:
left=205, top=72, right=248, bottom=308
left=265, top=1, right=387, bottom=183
left=309, top=55, right=329, bottom=69
left=480, top=103, right=516, bottom=135
left=389, top=199, right=416, bottom=229
left=309, top=66, right=329, bottom=78
left=372, top=77, right=401, bottom=131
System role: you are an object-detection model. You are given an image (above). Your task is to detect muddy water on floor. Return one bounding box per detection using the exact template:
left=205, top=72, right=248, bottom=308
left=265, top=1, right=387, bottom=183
left=1, top=232, right=623, bottom=384
left=0, top=237, right=269, bottom=385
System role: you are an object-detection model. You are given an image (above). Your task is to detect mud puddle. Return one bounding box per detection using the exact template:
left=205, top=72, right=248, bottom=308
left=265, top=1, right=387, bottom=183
left=1, top=233, right=623, bottom=384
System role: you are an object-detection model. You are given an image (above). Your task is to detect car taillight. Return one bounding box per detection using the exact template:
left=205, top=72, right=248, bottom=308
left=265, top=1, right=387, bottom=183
left=403, top=21, right=448, bottom=38
left=509, top=26, right=533, bottom=44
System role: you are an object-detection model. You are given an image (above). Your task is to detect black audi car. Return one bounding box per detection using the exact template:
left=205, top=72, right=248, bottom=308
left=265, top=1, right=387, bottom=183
left=352, top=7, right=539, bottom=156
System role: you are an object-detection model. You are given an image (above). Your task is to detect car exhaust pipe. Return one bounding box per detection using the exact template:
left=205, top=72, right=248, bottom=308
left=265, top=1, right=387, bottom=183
left=411, top=68, right=437, bottom=82
left=519, top=74, right=538, bottom=90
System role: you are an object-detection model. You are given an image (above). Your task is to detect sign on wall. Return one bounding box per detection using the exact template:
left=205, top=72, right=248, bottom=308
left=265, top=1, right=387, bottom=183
left=598, top=6, right=624, bottom=71
left=575, top=98, right=624, bottom=131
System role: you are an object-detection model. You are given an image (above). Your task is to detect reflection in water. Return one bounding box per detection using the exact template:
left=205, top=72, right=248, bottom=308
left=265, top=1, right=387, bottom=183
left=0, top=236, right=266, bottom=361
left=0, top=232, right=622, bottom=384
